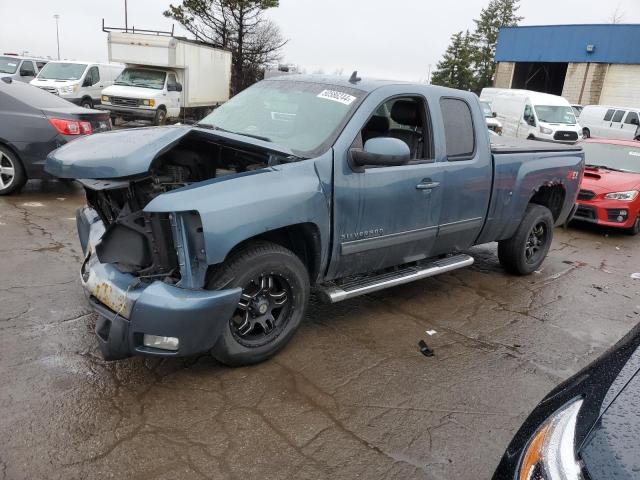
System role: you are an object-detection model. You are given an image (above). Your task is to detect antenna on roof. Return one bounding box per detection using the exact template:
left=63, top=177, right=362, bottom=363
left=349, top=71, right=361, bottom=84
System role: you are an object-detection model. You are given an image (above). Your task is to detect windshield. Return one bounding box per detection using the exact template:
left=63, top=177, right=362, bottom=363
left=115, top=69, right=166, bottom=89
left=480, top=101, right=493, bottom=118
left=534, top=105, right=577, bottom=124
left=0, top=56, right=20, bottom=74
left=37, top=62, right=87, bottom=80
left=582, top=143, right=640, bottom=174
left=198, top=80, right=365, bottom=156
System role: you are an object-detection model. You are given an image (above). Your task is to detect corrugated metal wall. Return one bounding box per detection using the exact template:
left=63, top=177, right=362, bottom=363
left=495, top=25, right=640, bottom=64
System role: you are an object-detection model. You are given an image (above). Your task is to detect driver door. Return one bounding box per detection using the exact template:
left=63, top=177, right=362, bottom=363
left=329, top=94, right=444, bottom=279
left=166, top=73, right=182, bottom=117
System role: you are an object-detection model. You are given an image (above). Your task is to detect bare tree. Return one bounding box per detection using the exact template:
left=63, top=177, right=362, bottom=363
left=609, top=3, right=626, bottom=23
left=165, top=0, right=287, bottom=93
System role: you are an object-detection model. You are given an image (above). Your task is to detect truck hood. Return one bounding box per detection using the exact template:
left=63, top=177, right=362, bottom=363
left=45, top=126, right=192, bottom=178
left=45, top=125, right=298, bottom=179
left=102, top=84, right=168, bottom=98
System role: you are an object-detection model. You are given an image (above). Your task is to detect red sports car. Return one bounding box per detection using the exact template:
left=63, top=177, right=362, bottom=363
left=573, top=138, right=640, bottom=235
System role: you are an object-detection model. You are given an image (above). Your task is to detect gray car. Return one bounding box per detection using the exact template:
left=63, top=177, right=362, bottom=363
left=0, top=78, right=111, bottom=194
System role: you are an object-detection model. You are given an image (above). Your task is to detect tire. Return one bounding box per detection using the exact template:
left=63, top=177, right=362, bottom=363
left=0, top=145, right=27, bottom=195
left=628, top=217, right=640, bottom=236
left=498, top=204, right=554, bottom=276
left=206, top=241, right=310, bottom=366
left=81, top=98, right=93, bottom=109
left=582, top=128, right=590, bottom=139
left=153, top=108, right=167, bottom=126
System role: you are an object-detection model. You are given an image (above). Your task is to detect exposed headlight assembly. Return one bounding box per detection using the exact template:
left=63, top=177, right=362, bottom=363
left=518, top=398, right=584, bottom=480
left=604, top=190, right=639, bottom=201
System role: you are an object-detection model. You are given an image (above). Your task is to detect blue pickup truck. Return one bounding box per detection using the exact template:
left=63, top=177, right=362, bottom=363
left=46, top=75, right=584, bottom=366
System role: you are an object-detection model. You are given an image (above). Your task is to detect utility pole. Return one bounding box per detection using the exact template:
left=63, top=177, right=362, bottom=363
left=53, top=14, right=60, bottom=60
left=125, top=0, right=128, bottom=31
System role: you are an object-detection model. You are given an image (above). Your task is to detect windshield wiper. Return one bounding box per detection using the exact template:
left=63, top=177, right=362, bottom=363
left=195, top=124, right=272, bottom=143
left=586, top=164, right=627, bottom=172
left=227, top=131, right=273, bottom=143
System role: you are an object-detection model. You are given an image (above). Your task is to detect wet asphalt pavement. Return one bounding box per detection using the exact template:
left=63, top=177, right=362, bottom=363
left=1, top=180, right=639, bottom=480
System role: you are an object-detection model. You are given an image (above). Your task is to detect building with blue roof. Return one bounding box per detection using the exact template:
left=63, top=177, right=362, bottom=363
left=494, top=24, right=640, bottom=107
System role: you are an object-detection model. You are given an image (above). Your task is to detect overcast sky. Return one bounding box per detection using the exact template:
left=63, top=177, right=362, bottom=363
left=1, top=0, right=639, bottom=81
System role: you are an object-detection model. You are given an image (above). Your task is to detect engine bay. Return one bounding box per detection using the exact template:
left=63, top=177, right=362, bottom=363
left=82, top=130, right=295, bottom=280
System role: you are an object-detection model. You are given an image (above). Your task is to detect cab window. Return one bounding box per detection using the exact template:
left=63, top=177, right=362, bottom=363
left=357, top=96, right=432, bottom=162
left=20, top=61, right=35, bottom=76
left=440, top=97, right=475, bottom=161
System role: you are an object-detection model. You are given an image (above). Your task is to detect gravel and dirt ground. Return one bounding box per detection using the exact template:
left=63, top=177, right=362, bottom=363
left=1, top=180, right=639, bottom=480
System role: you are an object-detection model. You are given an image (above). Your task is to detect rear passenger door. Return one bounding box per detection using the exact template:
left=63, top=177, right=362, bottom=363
left=430, top=97, right=493, bottom=255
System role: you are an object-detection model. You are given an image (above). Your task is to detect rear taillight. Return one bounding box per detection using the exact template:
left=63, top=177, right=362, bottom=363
left=48, top=118, right=93, bottom=136
left=79, top=121, right=93, bottom=134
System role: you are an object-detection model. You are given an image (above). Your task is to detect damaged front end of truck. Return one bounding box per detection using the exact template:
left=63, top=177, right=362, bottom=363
left=46, top=125, right=308, bottom=360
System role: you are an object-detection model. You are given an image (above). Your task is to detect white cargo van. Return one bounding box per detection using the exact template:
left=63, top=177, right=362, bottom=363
left=490, top=90, right=582, bottom=143
left=0, top=55, right=48, bottom=83
left=31, top=61, right=124, bottom=108
left=579, top=105, right=640, bottom=141
left=98, top=32, right=232, bottom=124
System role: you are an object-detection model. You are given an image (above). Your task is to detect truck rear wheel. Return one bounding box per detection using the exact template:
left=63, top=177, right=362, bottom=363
left=498, top=204, right=554, bottom=276
left=206, top=241, right=310, bottom=366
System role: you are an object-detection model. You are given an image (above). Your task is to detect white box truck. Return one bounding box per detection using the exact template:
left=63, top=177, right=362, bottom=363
left=98, top=31, right=232, bottom=125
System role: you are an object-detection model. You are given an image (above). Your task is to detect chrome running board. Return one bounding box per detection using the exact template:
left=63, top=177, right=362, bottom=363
left=317, top=254, right=474, bottom=303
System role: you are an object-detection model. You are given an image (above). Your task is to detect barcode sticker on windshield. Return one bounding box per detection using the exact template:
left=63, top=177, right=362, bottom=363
left=317, top=90, right=356, bottom=105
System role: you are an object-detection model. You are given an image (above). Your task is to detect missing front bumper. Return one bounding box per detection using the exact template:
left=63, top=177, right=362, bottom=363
left=77, top=207, right=242, bottom=360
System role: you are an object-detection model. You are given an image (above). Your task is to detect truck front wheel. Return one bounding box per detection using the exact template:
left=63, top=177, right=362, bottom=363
left=153, top=107, right=167, bottom=126
left=206, top=241, right=310, bottom=366
left=498, top=204, right=554, bottom=275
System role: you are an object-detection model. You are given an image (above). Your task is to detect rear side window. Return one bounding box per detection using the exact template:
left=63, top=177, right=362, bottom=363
left=612, top=110, right=626, bottom=122
left=625, top=111, right=639, bottom=125
left=440, top=98, right=475, bottom=161
left=603, top=109, right=615, bottom=121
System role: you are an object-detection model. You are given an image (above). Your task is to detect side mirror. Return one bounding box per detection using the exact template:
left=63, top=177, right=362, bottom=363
left=351, top=137, right=410, bottom=169
left=631, top=117, right=639, bottom=126
left=492, top=112, right=497, bottom=118
left=168, top=83, right=183, bottom=92
left=83, top=77, right=92, bottom=87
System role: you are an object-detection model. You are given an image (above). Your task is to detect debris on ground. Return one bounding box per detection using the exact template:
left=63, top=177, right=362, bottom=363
left=418, top=340, right=434, bottom=357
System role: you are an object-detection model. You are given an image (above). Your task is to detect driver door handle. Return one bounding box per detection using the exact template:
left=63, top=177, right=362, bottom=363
left=416, top=180, right=440, bottom=190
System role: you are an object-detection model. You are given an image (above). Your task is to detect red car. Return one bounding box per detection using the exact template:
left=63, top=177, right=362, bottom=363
left=573, top=138, right=640, bottom=235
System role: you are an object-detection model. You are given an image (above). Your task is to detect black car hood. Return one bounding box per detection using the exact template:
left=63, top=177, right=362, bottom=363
left=579, top=370, right=640, bottom=479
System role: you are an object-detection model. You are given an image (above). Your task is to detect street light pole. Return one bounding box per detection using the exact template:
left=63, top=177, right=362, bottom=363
left=125, top=0, right=128, bottom=31
left=53, top=14, right=60, bottom=60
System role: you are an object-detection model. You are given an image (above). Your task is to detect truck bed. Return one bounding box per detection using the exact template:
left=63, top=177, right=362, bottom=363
left=491, top=137, right=582, bottom=153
